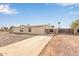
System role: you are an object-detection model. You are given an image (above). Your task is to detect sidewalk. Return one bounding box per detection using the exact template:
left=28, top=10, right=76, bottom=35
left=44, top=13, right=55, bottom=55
left=0, top=35, right=52, bottom=56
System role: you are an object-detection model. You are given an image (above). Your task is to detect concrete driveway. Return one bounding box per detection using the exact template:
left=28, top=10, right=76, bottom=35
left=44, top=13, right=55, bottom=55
left=0, top=35, right=52, bottom=56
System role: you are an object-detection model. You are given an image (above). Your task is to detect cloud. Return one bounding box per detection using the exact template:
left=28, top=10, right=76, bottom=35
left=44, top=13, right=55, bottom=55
left=69, top=11, right=79, bottom=15
left=46, top=3, right=79, bottom=8
left=56, top=3, right=77, bottom=6
left=45, top=3, right=79, bottom=16
left=0, top=4, right=18, bottom=15
left=55, top=3, right=79, bottom=15
left=55, top=3, right=79, bottom=9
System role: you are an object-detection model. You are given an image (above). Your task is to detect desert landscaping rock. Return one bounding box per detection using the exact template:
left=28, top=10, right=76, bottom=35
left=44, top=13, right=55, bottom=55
left=0, top=32, right=35, bottom=47
left=39, top=35, right=79, bottom=56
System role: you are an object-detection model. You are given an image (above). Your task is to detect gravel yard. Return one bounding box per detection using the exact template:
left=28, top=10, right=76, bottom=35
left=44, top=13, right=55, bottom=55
left=39, top=34, right=79, bottom=56
left=0, top=32, right=35, bottom=47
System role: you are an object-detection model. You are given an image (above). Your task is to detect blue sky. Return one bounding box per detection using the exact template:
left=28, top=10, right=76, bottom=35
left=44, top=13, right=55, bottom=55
left=0, top=3, right=79, bottom=28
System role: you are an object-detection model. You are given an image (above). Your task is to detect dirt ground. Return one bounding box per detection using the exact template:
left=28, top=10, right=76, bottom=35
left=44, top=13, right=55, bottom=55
left=0, top=32, right=35, bottom=47
left=39, top=34, right=79, bottom=56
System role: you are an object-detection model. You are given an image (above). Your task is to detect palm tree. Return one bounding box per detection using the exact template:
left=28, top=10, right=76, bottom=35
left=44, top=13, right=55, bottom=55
left=58, top=21, right=61, bottom=34
left=58, top=21, right=61, bottom=29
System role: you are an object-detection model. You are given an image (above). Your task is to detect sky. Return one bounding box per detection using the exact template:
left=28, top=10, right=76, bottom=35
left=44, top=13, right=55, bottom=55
left=0, top=3, right=79, bottom=28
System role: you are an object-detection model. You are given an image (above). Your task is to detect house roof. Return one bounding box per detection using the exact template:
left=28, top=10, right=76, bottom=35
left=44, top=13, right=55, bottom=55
left=18, top=25, right=28, bottom=27
left=12, top=24, right=54, bottom=29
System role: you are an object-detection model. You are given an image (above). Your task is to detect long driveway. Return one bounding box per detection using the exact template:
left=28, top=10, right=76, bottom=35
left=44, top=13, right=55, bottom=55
left=0, top=35, right=52, bottom=56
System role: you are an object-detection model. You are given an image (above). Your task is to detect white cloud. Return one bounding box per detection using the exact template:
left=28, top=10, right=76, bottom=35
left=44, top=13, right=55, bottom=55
left=46, top=3, right=79, bottom=7
left=45, top=3, right=79, bottom=16
left=69, top=11, right=79, bottom=15
left=55, top=3, right=79, bottom=15
left=55, top=3, right=79, bottom=8
left=0, top=4, right=18, bottom=15
left=56, top=3, right=77, bottom=6
left=69, top=6, right=74, bottom=9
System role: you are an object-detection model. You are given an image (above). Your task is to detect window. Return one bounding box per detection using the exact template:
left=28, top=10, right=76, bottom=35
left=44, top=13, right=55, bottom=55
left=50, top=29, right=53, bottom=32
left=29, top=27, right=31, bottom=32
left=20, top=28, right=23, bottom=32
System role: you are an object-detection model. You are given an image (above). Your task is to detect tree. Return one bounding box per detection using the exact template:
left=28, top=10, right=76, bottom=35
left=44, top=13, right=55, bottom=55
left=71, top=19, right=79, bottom=29
left=9, top=26, right=15, bottom=33
left=48, top=24, right=54, bottom=28
left=51, top=25, right=54, bottom=28
left=9, top=26, right=15, bottom=30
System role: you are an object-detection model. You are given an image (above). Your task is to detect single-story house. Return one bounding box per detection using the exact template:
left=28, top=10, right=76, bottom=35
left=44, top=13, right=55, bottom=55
left=10, top=25, right=54, bottom=35
left=0, top=27, right=9, bottom=31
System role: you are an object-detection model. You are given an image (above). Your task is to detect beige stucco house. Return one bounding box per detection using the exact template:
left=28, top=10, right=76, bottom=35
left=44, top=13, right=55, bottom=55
left=10, top=25, right=54, bottom=35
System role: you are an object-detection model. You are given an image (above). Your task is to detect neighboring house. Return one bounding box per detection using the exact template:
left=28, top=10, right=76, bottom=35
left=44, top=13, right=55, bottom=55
left=0, top=27, right=9, bottom=31
left=10, top=25, right=54, bottom=34
left=74, top=26, right=79, bottom=35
